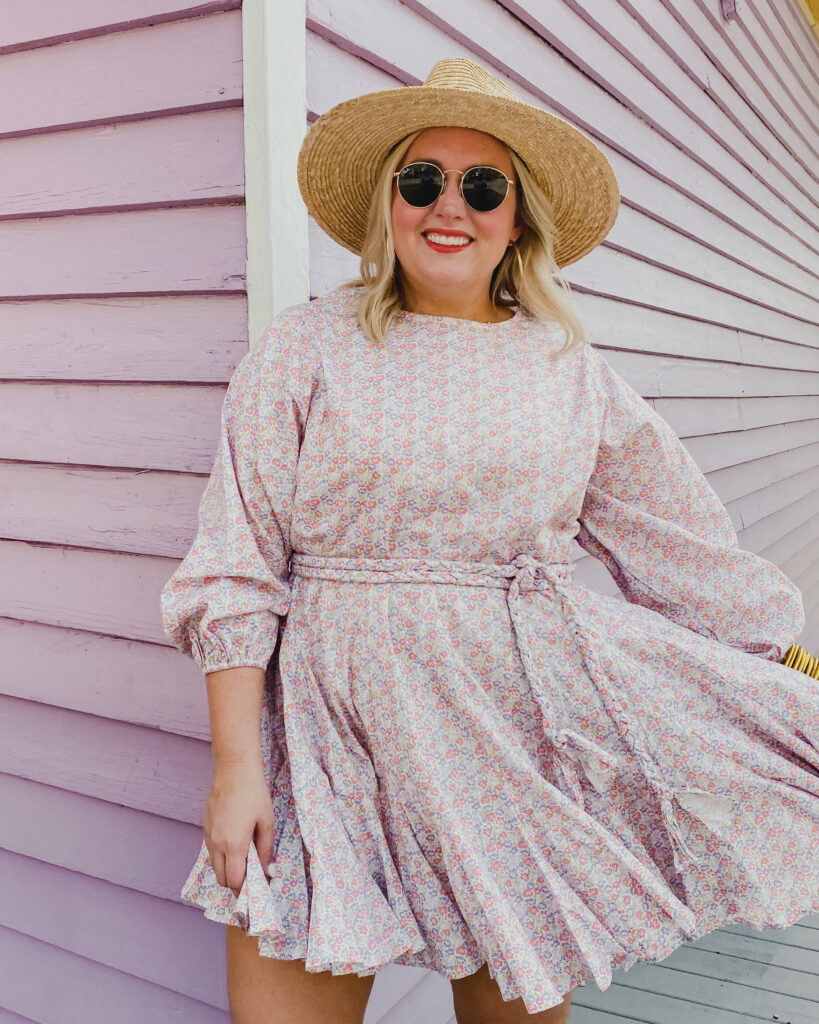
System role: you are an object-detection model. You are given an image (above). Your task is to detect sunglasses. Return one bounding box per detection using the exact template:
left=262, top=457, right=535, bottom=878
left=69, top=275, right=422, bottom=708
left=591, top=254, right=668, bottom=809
left=393, top=161, right=515, bottom=213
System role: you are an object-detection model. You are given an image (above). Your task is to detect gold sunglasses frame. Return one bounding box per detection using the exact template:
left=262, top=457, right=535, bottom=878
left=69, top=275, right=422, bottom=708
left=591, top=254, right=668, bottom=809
left=392, top=161, right=516, bottom=211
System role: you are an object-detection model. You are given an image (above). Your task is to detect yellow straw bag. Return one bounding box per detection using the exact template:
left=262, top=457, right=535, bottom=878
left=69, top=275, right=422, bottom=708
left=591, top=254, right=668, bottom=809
left=783, top=643, right=819, bottom=679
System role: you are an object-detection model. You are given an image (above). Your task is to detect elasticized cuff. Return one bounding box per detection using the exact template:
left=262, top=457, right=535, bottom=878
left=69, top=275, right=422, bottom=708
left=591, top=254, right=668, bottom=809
left=187, top=620, right=279, bottom=674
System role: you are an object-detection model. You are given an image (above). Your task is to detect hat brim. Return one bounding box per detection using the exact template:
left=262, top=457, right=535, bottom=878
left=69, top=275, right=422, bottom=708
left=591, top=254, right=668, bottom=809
left=298, top=85, right=620, bottom=269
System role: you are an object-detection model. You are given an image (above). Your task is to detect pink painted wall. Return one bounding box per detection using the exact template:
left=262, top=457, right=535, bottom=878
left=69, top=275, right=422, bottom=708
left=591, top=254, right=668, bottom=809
left=0, top=1, right=244, bottom=1019
left=1, top=1, right=817, bottom=1022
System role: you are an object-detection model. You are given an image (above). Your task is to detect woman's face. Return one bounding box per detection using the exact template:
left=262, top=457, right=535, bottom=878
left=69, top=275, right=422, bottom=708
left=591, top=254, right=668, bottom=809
left=390, top=126, right=522, bottom=319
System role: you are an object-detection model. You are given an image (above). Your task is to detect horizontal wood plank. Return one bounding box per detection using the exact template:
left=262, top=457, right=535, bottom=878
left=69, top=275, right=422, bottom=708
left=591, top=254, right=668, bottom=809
left=764, top=0, right=819, bottom=80
left=575, top=0, right=818, bottom=191
left=0, top=618, right=209, bottom=740
left=0, top=772, right=206, bottom=903
left=570, top=247, right=818, bottom=347
left=755, top=515, right=818, bottom=583
left=0, top=7, right=816, bottom=1022
left=659, top=942, right=819, bottom=1001
left=604, top=959, right=819, bottom=1024
left=0, top=382, right=225, bottom=471
left=308, top=215, right=360, bottom=297
left=0, top=691, right=211, bottom=823
left=365, top=966, right=452, bottom=1023
left=791, top=560, right=819, bottom=622
left=710, top=443, right=819, bottom=504
left=0, top=1, right=237, bottom=51
left=739, top=0, right=819, bottom=124
left=0, top=205, right=246, bottom=299
left=0, top=924, right=227, bottom=1024
left=755, top=502, right=819, bottom=569
left=724, top=921, right=819, bottom=953
left=604, top=206, right=819, bottom=322
left=683, top=420, right=819, bottom=474
left=574, top=974, right=787, bottom=1023
left=0, top=294, right=248, bottom=383
left=0, top=9, right=242, bottom=136
left=776, top=564, right=818, bottom=628
left=726, top=466, right=819, bottom=532
left=655, top=398, right=819, bottom=438
left=576, top=295, right=819, bottom=372
left=0, top=540, right=190, bottom=644
left=605, top=350, right=819, bottom=399
left=0, top=847, right=228, bottom=1009
left=783, top=547, right=819, bottom=601
left=0, top=463, right=209, bottom=557
left=0, top=107, right=245, bottom=218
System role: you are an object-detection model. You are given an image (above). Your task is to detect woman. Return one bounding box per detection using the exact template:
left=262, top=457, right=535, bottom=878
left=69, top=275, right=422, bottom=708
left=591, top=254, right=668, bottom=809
left=160, top=59, right=819, bottom=1023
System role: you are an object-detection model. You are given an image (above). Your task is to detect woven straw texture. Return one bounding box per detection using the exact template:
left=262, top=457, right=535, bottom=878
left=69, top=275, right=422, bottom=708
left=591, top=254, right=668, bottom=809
left=298, top=58, right=620, bottom=268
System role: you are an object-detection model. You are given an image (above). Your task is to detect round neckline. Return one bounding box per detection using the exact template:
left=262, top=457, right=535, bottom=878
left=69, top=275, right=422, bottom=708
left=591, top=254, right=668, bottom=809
left=394, top=306, right=519, bottom=328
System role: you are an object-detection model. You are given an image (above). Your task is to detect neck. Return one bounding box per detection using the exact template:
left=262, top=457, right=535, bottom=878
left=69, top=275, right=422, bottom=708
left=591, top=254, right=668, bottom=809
left=398, top=280, right=510, bottom=323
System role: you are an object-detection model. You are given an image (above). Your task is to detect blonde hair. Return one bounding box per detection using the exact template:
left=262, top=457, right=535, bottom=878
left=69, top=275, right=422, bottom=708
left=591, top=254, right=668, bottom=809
left=341, top=130, right=588, bottom=360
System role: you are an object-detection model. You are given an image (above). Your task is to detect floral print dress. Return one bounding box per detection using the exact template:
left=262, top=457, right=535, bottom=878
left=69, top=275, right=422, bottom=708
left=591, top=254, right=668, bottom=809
left=160, top=284, right=818, bottom=1014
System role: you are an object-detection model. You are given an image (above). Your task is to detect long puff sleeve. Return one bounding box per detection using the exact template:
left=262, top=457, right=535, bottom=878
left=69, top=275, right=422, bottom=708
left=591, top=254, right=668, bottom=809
left=160, top=318, right=312, bottom=674
left=575, top=345, right=805, bottom=662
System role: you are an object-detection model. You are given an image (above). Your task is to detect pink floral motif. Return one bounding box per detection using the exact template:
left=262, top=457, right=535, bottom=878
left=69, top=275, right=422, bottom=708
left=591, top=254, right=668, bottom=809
left=161, top=284, right=818, bottom=1014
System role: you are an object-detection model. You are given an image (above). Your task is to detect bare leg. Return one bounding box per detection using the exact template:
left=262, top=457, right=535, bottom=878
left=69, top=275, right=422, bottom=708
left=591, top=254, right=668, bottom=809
left=450, top=962, right=573, bottom=1023
left=225, top=925, right=376, bottom=1024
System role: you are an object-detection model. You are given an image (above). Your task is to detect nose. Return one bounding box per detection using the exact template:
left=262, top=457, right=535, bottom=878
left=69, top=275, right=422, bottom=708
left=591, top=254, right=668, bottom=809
left=433, top=170, right=467, bottom=216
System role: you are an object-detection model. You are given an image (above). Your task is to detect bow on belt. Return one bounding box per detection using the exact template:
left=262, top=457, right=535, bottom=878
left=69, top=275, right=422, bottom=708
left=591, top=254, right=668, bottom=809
left=289, top=550, right=715, bottom=872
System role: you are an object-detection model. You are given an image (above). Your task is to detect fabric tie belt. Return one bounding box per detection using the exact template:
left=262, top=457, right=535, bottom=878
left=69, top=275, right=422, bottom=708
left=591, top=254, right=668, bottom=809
left=288, top=550, right=718, bottom=872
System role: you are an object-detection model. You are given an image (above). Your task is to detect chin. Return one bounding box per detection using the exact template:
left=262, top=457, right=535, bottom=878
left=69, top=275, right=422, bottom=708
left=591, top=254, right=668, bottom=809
left=418, top=267, right=479, bottom=289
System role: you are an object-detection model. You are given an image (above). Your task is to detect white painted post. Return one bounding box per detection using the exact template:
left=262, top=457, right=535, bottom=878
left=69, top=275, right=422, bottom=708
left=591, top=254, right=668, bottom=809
left=242, top=0, right=310, bottom=350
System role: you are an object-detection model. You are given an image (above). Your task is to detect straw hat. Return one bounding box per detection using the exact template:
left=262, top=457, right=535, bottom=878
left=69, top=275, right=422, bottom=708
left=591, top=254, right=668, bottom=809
left=297, top=57, right=620, bottom=268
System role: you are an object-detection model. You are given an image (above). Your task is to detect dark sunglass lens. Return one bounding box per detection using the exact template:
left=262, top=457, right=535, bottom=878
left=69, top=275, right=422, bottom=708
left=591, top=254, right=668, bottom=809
left=462, top=167, right=509, bottom=211
left=397, top=162, right=443, bottom=207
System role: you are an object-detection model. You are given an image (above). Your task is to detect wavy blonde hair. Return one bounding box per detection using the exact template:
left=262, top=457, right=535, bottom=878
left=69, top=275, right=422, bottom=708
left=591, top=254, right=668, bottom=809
left=341, top=129, right=587, bottom=360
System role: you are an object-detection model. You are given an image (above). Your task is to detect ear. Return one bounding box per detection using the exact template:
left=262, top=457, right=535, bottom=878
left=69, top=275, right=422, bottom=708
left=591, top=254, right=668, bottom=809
left=509, top=220, right=523, bottom=245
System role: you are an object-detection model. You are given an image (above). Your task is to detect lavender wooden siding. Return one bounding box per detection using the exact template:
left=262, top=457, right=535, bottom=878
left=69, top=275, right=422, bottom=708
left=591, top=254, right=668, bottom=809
left=0, top=1, right=247, bottom=1020
left=306, top=2, right=819, bottom=1022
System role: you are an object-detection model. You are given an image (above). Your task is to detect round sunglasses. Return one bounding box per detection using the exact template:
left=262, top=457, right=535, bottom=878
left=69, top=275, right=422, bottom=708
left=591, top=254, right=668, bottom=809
left=393, top=161, right=515, bottom=213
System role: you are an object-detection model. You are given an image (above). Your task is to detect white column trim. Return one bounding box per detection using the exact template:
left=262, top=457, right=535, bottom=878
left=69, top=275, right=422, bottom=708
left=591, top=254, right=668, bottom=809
left=242, top=0, right=310, bottom=350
